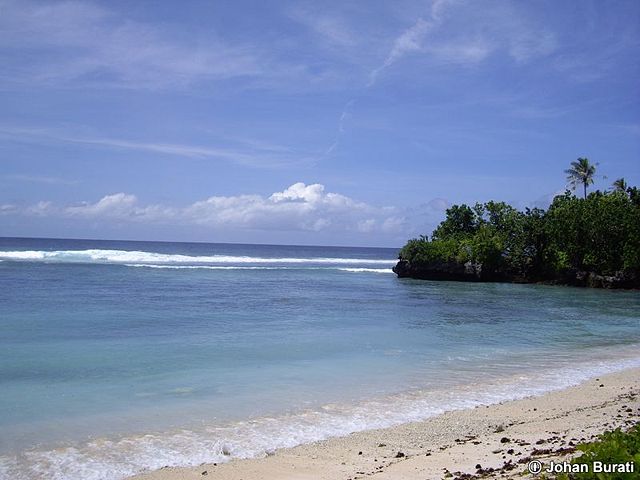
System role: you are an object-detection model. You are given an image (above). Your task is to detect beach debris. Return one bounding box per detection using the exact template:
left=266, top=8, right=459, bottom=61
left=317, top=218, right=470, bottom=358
left=494, top=425, right=505, bottom=433
left=394, top=451, right=405, bottom=458
left=201, top=471, right=208, bottom=476
left=500, top=437, right=510, bottom=443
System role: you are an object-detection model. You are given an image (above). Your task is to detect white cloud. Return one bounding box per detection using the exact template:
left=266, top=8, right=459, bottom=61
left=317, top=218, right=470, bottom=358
left=66, top=193, right=138, bottom=218
left=25, top=201, right=54, bottom=216
left=287, top=7, right=358, bottom=48
left=368, top=0, right=557, bottom=85
left=324, top=99, right=356, bottom=156
left=183, top=183, right=387, bottom=232
left=369, top=17, right=433, bottom=85
left=61, top=136, right=310, bottom=168
left=3, top=174, right=78, bottom=185
left=10, top=183, right=408, bottom=236
left=0, top=204, right=18, bottom=215
left=269, top=183, right=326, bottom=203
left=367, top=0, right=456, bottom=85
left=0, top=126, right=310, bottom=168
left=384, top=18, right=432, bottom=67
left=0, top=0, right=276, bottom=89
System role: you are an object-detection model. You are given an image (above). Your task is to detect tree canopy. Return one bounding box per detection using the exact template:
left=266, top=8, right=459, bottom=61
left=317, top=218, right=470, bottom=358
left=398, top=185, right=640, bottom=287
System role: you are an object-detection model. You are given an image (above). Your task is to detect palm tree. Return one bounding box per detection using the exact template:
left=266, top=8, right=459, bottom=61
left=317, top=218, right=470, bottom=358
left=565, top=157, right=596, bottom=199
left=612, top=177, right=627, bottom=193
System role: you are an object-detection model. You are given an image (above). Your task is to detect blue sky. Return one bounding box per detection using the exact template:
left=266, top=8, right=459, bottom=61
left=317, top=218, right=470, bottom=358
left=1, top=0, right=638, bottom=247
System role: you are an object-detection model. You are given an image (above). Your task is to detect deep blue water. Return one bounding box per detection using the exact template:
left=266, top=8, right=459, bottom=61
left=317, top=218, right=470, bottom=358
left=0, top=237, right=639, bottom=480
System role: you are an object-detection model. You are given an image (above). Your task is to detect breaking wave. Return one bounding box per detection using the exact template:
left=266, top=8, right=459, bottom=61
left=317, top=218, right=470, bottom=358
left=124, top=264, right=394, bottom=273
left=0, top=249, right=396, bottom=267
left=1, top=354, right=639, bottom=480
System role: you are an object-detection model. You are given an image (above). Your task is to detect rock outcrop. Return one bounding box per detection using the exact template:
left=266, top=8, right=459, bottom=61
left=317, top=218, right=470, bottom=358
left=393, top=260, right=639, bottom=289
left=392, top=259, right=484, bottom=281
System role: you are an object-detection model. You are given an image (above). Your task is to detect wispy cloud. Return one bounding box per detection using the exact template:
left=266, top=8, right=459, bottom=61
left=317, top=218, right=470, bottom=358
left=287, top=6, right=358, bottom=49
left=324, top=99, right=355, bottom=155
left=0, top=126, right=312, bottom=168
left=3, top=174, right=78, bottom=185
left=367, top=0, right=558, bottom=86
left=368, top=18, right=431, bottom=86
left=317, top=0, right=562, bottom=156
left=367, top=0, right=456, bottom=86
left=0, top=0, right=286, bottom=90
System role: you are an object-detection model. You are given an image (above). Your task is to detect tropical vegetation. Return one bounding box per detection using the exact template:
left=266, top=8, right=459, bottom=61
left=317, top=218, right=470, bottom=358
left=556, top=423, right=640, bottom=480
left=565, top=157, right=598, bottom=199
left=396, top=161, right=640, bottom=288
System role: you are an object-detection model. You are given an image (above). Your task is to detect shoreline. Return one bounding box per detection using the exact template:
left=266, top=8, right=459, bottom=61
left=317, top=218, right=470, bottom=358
left=130, top=367, right=639, bottom=480
left=393, top=260, right=640, bottom=290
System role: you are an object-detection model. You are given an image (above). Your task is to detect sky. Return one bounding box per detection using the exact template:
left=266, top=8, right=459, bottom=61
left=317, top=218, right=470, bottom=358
left=0, top=0, right=638, bottom=247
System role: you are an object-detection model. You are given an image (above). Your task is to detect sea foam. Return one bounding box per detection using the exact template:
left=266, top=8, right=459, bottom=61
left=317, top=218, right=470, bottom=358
left=124, top=264, right=394, bottom=273
left=0, top=249, right=395, bottom=266
left=1, top=353, right=639, bottom=480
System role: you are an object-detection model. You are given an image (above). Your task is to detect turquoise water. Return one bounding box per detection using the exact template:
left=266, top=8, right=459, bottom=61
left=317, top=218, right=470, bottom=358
left=1, top=237, right=639, bottom=480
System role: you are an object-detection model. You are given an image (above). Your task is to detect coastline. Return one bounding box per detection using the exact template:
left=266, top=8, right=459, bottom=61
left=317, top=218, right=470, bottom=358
left=392, top=260, right=640, bottom=290
left=130, top=367, right=639, bottom=480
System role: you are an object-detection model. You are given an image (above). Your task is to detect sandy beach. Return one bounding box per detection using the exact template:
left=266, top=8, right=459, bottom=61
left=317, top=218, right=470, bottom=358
left=130, top=367, right=639, bottom=480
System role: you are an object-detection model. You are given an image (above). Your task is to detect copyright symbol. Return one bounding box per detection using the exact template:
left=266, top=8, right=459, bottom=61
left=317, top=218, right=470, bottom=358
left=528, top=460, right=543, bottom=475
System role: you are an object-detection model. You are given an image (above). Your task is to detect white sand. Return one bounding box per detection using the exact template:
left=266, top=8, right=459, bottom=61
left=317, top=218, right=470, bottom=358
left=130, top=367, right=639, bottom=480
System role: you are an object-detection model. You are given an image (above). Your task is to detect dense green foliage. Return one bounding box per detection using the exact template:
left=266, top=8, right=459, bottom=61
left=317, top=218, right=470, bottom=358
left=398, top=187, right=640, bottom=282
left=557, top=424, right=640, bottom=480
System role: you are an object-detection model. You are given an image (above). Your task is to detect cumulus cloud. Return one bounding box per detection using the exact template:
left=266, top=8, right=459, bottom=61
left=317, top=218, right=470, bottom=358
left=9, top=183, right=410, bottom=236
left=66, top=193, right=139, bottom=218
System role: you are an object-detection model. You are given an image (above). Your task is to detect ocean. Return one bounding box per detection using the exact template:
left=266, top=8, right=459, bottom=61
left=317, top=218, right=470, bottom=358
left=1, top=237, right=639, bottom=480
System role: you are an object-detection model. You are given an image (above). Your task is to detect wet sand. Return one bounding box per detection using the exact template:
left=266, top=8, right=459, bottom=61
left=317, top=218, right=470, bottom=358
left=130, top=367, right=639, bottom=480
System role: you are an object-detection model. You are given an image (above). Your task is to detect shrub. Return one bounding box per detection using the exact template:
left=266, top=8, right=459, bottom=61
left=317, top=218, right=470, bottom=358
left=557, top=424, right=640, bottom=480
